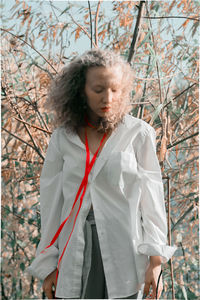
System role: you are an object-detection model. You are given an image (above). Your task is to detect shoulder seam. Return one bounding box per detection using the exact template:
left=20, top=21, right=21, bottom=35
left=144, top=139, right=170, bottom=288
left=50, top=128, right=63, bottom=156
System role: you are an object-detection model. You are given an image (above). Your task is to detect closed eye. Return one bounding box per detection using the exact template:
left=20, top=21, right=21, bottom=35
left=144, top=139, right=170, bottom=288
left=94, top=89, right=103, bottom=93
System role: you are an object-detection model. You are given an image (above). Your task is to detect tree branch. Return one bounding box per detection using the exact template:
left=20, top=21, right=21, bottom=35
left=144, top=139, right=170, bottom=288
left=128, top=1, right=145, bottom=63
left=88, top=1, right=93, bottom=49
left=2, top=127, right=44, bottom=160
left=145, top=3, right=163, bottom=105
left=137, top=54, right=151, bottom=119
left=31, top=61, right=53, bottom=79
left=131, top=101, right=151, bottom=105
left=172, top=204, right=196, bottom=231
left=164, top=83, right=197, bottom=111
left=13, top=117, right=52, bottom=134
left=172, top=120, right=198, bottom=144
left=2, top=156, right=43, bottom=164
left=167, top=132, right=199, bottom=149
left=134, top=71, right=182, bottom=81
left=8, top=98, right=45, bottom=159
left=95, top=0, right=102, bottom=47
left=5, top=231, right=31, bottom=261
left=70, top=14, right=97, bottom=48
left=1, top=205, right=39, bottom=228
left=1, top=27, right=57, bottom=74
left=143, top=16, right=199, bottom=21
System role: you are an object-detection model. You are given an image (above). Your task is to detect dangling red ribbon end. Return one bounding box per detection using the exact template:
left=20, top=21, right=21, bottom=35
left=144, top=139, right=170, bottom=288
left=40, top=126, right=107, bottom=286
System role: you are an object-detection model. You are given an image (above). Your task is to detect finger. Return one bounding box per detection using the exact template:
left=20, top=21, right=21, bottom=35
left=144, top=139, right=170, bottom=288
left=143, top=282, right=151, bottom=298
left=156, top=278, right=163, bottom=299
left=52, top=279, right=57, bottom=289
left=157, top=287, right=163, bottom=299
left=52, top=284, right=56, bottom=297
left=52, top=280, right=57, bottom=296
left=44, top=285, right=53, bottom=299
left=151, top=280, right=157, bottom=299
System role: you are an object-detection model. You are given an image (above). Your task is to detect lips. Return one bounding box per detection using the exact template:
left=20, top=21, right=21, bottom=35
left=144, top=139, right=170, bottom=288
left=101, top=107, right=111, bottom=111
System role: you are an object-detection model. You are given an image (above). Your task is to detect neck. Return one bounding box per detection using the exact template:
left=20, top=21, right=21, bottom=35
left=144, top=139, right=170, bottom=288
left=85, top=114, right=99, bottom=128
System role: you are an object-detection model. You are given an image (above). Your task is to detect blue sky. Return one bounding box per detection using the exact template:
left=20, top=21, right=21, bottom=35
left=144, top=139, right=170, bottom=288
left=1, top=0, right=116, bottom=55
left=1, top=0, right=197, bottom=79
left=2, top=0, right=189, bottom=55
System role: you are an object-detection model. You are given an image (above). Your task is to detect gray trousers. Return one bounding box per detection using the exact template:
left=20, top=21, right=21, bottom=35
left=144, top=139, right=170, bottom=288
left=81, top=207, right=138, bottom=299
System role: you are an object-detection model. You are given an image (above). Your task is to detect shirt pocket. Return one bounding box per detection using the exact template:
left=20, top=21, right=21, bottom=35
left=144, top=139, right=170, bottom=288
left=103, top=151, right=138, bottom=187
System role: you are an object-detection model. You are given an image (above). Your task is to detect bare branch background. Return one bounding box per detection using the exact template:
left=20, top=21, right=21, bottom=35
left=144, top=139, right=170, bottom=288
left=1, top=1, right=199, bottom=299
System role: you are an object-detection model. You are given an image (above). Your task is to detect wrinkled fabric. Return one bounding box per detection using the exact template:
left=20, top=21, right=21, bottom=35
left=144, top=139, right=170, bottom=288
left=26, top=114, right=177, bottom=299
left=81, top=207, right=138, bottom=299
left=81, top=207, right=108, bottom=299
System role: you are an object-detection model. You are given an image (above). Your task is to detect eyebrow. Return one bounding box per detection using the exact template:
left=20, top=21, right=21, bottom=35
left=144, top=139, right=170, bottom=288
left=93, top=83, right=120, bottom=88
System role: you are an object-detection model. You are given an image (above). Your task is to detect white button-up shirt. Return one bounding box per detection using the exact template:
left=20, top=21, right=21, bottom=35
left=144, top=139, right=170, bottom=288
left=26, top=114, right=177, bottom=298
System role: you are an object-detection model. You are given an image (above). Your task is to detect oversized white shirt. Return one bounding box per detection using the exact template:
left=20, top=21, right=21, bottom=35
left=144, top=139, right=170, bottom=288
left=26, top=113, right=177, bottom=299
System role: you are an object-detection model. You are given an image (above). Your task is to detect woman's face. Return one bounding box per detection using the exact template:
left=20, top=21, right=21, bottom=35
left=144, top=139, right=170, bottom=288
left=84, top=65, right=123, bottom=123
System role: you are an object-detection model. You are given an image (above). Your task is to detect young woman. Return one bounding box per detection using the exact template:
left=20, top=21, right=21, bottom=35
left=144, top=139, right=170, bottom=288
left=27, top=49, right=177, bottom=299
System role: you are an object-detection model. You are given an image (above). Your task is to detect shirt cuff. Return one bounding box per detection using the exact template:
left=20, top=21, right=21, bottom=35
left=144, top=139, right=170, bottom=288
left=26, top=245, right=59, bottom=280
left=137, top=242, right=178, bottom=263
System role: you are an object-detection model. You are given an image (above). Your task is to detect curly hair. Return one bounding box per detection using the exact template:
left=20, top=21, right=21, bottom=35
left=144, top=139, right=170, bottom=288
left=46, top=48, right=134, bottom=134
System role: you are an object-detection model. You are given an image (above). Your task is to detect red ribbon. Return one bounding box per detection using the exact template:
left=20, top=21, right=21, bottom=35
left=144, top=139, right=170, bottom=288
left=40, top=126, right=107, bottom=285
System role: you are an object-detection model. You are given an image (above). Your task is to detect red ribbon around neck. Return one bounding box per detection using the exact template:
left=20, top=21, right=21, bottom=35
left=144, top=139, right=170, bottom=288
left=84, top=115, right=98, bottom=129
left=40, top=126, right=107, bottom=285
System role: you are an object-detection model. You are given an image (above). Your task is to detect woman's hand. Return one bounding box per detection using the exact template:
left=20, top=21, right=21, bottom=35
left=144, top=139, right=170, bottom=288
left=42, top=269, right=57, bottom=299
left=143, top=260, right=163, bottom=299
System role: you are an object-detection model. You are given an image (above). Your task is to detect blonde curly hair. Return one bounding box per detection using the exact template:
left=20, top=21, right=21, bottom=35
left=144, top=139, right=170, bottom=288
left=47, top=48, right=134, bottom=134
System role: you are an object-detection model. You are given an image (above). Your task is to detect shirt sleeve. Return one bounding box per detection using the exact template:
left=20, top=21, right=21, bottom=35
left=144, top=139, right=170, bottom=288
left=136, top=125, right=177, bottom=263
left=26, top=129, right=64, bottom=280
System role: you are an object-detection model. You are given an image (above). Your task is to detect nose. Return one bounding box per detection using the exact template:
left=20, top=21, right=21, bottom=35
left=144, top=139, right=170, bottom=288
left=103, top=89, right=113, bottom=105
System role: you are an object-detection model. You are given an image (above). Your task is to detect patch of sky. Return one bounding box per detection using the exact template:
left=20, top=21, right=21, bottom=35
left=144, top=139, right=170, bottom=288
left=1, top=0, right=197, bottom=78
left=1, top=0, right=116, bottom=60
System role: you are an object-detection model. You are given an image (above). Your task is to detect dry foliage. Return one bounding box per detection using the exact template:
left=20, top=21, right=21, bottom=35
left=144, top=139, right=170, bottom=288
left=1, top=1, right=199, bottom=299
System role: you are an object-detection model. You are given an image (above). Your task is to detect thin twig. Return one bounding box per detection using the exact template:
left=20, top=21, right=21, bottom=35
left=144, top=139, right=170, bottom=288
left=167, top=178, right=175, bottom=300
left=131, top=101, right=151, bottom=105
left=164, top=83, right=197, bottom=111
left=172, top=120, right=198, bottom=143
left=5, top=231, right=31, bottom=262
left=31, top=61, right=53, bottom=79
left=95, top=0, right=102, bottom=47
left=2, top=67, right=50, bottom=133
left=143, top=16, right=199, bottom=21
left=69, top=14, right=97, bottom=48
left=8, top=98, right=44, bottom=159
left=1, top=27, right=57, bottom=74
left=50, top=1, right=66, bottom=60
left=2, top=127, right=44, bottom=160
left=2, top=156, right=43, bottom=164
left=1, top=205, right=38, bottom=228
left=145, top=3, right=162, bottom=105
left=18, top=175, right=40, bottom=182
left=171, top=204, right=195, bottom=231
left=4, top=78, right=44, bottom=158
left=138, top=54, right=151, bottom=119
left=167, top=132, right=199, bottom=149
left=4, top=56, right=49, bottom=153
left=88, top=1, right=93, bottom=49
left=3, top=156, right=43, bottom=164
left=134, top=71, right=182, bottom=81
left=14, top=117, right=52, bottom=134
